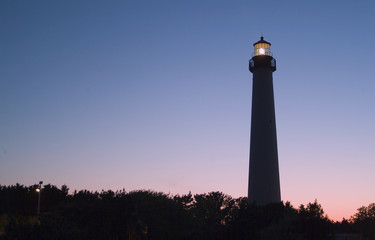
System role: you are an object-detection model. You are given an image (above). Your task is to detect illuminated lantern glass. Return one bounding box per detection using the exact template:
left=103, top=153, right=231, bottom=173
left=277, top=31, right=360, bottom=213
left=254, top=37, right=271, bottom=56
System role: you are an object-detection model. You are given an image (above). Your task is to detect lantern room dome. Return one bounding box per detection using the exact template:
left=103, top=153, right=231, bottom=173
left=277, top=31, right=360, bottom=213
left=253, top=36, right=271, bottom=46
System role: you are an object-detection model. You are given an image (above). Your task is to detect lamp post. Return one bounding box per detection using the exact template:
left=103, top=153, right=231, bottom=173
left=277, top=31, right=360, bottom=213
left=36, top=181, right=43, bottom=217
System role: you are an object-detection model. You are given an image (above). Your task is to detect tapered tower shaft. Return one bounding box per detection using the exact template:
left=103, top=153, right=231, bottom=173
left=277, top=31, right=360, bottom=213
left=248, top=37, right=281, bottom=205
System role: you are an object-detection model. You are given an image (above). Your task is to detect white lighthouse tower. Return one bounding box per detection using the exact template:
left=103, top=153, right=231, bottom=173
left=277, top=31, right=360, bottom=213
left=248, top=37, right=281, bottom=205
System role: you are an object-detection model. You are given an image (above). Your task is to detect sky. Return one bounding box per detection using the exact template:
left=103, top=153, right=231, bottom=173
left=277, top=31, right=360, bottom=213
left=1, top=0, right=374, bottom=221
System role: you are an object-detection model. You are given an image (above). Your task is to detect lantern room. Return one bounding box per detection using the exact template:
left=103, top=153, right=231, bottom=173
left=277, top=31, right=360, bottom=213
left=249, top=36, right=276, bottom=72
left=253, top=36, right=271, bottom=56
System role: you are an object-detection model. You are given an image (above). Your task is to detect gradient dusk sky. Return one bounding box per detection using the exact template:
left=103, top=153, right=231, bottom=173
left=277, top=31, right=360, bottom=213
left=1, top=0, right=374, bottom=221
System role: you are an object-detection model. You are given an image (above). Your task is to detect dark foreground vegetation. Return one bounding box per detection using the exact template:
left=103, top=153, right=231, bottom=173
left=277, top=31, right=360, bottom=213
left=0, top=184, right=374, bottom=240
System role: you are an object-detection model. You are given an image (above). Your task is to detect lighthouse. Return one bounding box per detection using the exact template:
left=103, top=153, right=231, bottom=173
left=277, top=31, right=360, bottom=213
left=248, top=37, right=281, bottom=205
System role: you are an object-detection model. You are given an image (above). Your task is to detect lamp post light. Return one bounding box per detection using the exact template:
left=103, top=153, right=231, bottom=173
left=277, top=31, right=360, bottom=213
left=36, top=181, right=43, bottom=218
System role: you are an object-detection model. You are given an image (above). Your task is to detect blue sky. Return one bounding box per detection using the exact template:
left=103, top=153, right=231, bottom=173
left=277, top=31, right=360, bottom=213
left=1, top=0, right=375, bottom=220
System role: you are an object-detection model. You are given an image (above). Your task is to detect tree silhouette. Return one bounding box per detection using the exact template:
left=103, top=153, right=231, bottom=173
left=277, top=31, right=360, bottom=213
left=351, top=202, right=375, bottom=238
left=191, top=191, right=235, bottom=239
left=297, top=199, right=331, bottom=240
left=0, top=183, right=373, bottom=239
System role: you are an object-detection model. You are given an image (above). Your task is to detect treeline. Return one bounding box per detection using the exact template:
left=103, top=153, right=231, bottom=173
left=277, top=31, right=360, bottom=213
left=0, top=184, right=374, bottom=239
